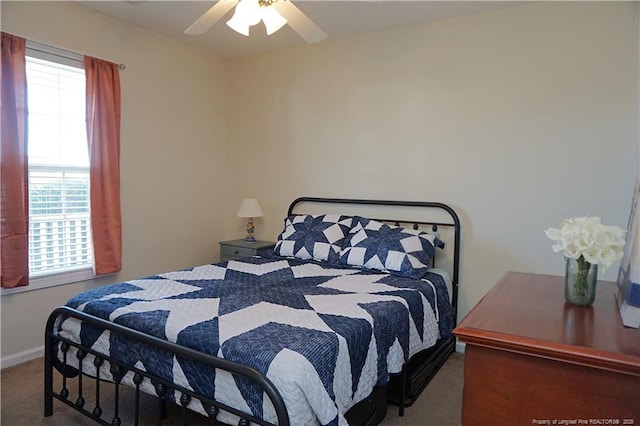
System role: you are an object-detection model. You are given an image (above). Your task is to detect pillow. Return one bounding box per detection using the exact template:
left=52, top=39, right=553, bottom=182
left=274, top=214, right=354, bottom=263
left=338, top=217, right=444, bottom=279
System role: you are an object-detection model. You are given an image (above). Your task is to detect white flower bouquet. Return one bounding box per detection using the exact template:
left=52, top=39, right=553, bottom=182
left=545, top=216, right=625, bottom=305
left=544, top=216, right=625, bottom=271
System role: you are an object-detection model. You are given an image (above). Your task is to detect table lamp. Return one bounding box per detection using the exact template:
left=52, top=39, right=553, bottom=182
left=237, top=198, right=264, bottom=243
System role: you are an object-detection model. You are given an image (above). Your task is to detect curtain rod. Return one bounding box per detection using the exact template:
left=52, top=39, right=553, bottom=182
left=26, top=40, right=126, bottom=70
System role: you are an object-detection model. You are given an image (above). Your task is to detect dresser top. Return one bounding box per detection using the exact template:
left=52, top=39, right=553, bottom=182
left=454, top=271, right=640, bottom=375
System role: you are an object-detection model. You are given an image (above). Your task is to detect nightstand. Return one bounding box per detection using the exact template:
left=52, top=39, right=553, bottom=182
left=219, top=239, right=275, bottom=262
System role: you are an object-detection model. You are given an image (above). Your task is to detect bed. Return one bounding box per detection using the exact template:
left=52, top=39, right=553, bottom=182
left=44, top=197, right=461, bottom=426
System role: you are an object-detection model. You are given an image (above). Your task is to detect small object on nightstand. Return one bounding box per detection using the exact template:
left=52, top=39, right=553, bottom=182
left=219, top=239, right=275, bottom=262
left=237, top=198, right=264, bottom=243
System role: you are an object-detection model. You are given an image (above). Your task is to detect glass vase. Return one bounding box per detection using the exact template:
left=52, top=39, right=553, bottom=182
left=564, top=256, right=598, bottom=307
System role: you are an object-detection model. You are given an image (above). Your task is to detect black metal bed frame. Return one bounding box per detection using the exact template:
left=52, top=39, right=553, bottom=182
left=44, top=197, right=461, bottom=425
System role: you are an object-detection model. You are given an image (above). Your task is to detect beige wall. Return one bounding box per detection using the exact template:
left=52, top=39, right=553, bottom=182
left=1, top=2, right=230, bottom=364
left=1, top=1, right=639, bottom=366
left=226, top=2, right=639, bottom=321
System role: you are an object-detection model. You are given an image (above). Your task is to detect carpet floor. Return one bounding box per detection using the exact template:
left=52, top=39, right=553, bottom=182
left=1, top=353, right=463, bottom=425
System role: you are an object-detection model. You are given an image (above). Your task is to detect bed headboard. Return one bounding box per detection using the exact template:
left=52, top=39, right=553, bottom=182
left=287, top=197, right=461, bottom=324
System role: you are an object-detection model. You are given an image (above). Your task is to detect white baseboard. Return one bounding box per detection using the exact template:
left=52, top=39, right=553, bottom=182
left=455, top=340, right=466, bottom=354
left=1, top=346, right=44, bottom=370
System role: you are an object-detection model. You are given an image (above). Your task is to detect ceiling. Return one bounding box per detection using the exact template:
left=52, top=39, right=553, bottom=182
left=74, top=1, right=518, bottom=58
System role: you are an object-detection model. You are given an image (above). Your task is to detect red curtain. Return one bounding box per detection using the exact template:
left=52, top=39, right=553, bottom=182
left=84, top=56, right=122, bottom=275
left=0, top=32, right=29, bottom=289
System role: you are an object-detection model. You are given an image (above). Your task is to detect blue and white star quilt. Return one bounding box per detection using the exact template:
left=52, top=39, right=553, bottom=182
left=56, top=256, right=453, bottom=426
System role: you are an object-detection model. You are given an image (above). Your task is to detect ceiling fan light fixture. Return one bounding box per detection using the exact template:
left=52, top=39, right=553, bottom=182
left=241, top=0, right=263, bottom=25
left=261, top=5, right=287, bottom=35
left=226, top=17, right=251, bottom=36
left=226, top=0, right=261, bottom=36
left=185, top=0, right=327, bottom=43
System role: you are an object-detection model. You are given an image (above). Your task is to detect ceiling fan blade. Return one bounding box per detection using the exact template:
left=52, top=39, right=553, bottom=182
left=273, top=1, right=327, bottom=43
left=185, top=0, right=238, bottom=35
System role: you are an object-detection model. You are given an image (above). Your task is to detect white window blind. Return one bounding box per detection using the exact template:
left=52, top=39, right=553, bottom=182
left=26, top=55, right=93, bottom=277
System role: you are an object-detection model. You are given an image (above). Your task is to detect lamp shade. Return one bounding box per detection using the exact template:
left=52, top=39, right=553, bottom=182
left=226, top=17, right=251, bottom=36
left=226, top=0, right=261, bottom=36
left=237, top=198, right=264, bottom=218
left=236, top=0, right=262, bottom=25
left=262, top=5, right=287, bottom=35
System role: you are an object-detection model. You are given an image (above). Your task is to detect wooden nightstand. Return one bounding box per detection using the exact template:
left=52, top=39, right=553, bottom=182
left=219, top=239, right=275, bottom=262
left=454, top=271, right=640, bottom=425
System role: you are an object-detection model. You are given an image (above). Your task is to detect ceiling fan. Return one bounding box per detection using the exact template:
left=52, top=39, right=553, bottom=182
left=184, top=0, right=328, bottom=43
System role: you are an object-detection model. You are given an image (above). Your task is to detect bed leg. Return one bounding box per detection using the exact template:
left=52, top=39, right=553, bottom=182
left=161, top=398, right=167, bottom=420
left=44, top=316, right=56, bottom=417
left=398, top=367, right=407, bottom=417
left=44, top=349, right=53, bottom=416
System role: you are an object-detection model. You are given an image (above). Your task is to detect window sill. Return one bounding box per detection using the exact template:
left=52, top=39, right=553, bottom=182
left=1, top=268, right=95, bottom=296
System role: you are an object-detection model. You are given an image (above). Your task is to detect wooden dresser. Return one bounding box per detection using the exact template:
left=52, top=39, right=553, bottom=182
left=454, top=271, right=640, bottom=425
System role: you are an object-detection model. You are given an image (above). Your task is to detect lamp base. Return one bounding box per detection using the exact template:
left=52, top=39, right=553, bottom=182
left=245, top=217, right=256, bottom=243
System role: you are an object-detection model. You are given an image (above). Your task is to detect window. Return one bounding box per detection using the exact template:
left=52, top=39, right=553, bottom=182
left=25, top=53, right=93, bottom=279
left=1, top=36, right=121, bottom=292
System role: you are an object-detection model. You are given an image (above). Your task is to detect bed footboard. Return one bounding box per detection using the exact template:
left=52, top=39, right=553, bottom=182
left=44, top=306, right=290, bottom=426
